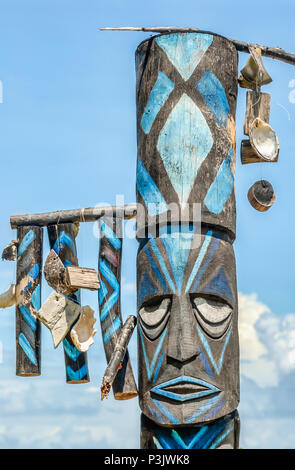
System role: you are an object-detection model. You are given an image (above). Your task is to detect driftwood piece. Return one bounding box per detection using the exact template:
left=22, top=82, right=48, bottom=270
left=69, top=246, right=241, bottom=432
left=10, top=204, right=137, bottom=229
left=47, top=223, right=89, bottom=383
left=70, top=305, right=97, bottom=352
left=2, top=240, right=18, bottom=261
left=65, top=266, right=100, bottom=291
left=244, top=91, right=270, bottom=136
left=248, top=180, right=276, bottom=212
left=37, top=292, right=81, bottom=348
left=98, top=216, right=138, bottom=399
left=16, top=226, right=42, bottom=376
left=0, top=284, right=16, bottom=308
left=101, top=315, right=137, bottom=400
left=100, top=27, right=295, bottom=67
left=241, top=139, right=270, bottom=164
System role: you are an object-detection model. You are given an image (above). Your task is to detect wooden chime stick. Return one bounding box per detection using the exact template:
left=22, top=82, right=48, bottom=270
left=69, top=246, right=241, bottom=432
left=101, top=315, right=137, bottom=400
left=98, top=216, right=138, bottom=400
left=100, top=27, right=295, bottom=66
left=16, top=226, right=42, bottom=376
left=10, top=204, right=137, bottom=229
left=47, top=223, right=90, bottom=384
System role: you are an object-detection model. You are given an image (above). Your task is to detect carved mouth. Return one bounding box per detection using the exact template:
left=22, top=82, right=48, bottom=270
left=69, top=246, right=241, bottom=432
left=151, top=376, right=220, bottom=402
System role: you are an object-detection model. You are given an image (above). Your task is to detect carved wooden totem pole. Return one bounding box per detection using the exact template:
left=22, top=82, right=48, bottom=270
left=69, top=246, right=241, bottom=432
left=135, top=32, right=240, bottom=449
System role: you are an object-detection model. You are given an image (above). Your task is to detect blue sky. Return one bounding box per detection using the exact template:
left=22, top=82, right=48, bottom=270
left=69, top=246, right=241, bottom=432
left=0, top=0, right=294, bottom=448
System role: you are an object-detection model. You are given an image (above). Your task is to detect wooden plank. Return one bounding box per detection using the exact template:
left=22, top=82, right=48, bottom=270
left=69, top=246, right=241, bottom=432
left=10, top=204, right=137, bottom=229
left=47, top=223, right=90, bottom=384
left=244, top=91, right=270, bottom=136
left=98, top=216, right=138, bottom=399
left=100, top=27, right=295, bottom=66
left=65, top=266, right=100, bottom=291
left=16, top=226, right=42, bottom=376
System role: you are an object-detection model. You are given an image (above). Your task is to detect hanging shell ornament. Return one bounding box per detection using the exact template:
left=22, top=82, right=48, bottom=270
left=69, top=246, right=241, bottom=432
left=238, top=47, right=272, bottom=89
left=70, top=305, right=97, bottom=352
left=0, top=284, right=16, bottom=308
left=249, top=118, right=279, bottom=162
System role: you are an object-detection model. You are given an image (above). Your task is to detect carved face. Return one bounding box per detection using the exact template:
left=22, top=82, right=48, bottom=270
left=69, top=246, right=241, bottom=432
left=137, top=226, right=239, bottom=426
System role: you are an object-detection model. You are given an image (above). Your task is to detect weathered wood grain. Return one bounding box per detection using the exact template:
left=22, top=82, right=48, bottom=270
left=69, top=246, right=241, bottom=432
left=16, top=226, right=42, bottom=376
left=65, top=266, right=100, bottom=291
left=135, top=31, right=238, bottom=240
left=98, top=216, right=138, bottom=399
left=47, top=223, right=89, bottom=383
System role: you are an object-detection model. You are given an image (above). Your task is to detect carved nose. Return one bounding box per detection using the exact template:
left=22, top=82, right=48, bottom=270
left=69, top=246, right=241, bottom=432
left=167, top=295, right=198, bottom=363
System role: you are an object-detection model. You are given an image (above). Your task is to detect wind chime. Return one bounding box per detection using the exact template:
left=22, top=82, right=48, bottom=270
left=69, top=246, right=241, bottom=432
left=0, top=27, right=294, bottom=450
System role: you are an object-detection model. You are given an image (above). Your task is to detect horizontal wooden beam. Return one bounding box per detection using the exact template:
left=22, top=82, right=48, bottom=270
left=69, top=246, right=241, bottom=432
left=100, top=27, right=295, bottom=67
left=10, top=204, right=137, bottom=229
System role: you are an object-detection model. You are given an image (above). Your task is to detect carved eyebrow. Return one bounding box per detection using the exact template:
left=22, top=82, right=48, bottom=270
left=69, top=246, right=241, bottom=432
left=139, top=298, right=171, bottom=327
left=193, top=297, right=232, bottom=323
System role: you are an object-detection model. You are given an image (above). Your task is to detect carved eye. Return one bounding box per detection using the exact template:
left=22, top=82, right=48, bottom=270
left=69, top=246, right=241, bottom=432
left=192, top=297, right=232, bottom=339
left=139, top=298, right=171, bottom=340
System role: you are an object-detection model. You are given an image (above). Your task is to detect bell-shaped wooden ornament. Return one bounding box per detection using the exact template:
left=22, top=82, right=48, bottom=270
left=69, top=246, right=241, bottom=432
left=248, top=180, right=276, bottom=211
left=238, top=47, right=272, bottom=90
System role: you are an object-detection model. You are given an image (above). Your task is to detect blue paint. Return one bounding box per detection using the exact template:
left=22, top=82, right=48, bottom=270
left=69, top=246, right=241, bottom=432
left=196, top=70, right=230, bottom=126
left=66, top=364, right=88, bottom=381
left=18, top=230, right=35, bottom=256
left=185, top=394, right=220, bottom=424
left=53, top=231, right=76, bottom=255
left=23, top=281, right=32, bottom=292
left=18, top=333, right=37, bottom=365
left=196, top=323, right=232, bottom=375
left=209, top=425, right=233, bottom=449
left=103, top=316, right=121, bottom=344
left=136, top=158, right=167, bottom=216
left=185, top=230, right=213, bottom=292
left=203, top=398, right=226, bottom=421
left=190, top=236, right=220, bottom=292
left=139, top=270, right=158, bottom=307
left=153, top=398, right=180, bottom=425
left=160, top=228, right=194, bottom=294
left=31, top=285, right=41, bottom=311
left=200, top=266, right=234, bottom=304
left=142, top=246, right=169, bottom=298
left=99, top=259, right=120, bottom=322
left=157, top=93, right=213, bottom=205
left=19, top=305, right=37, bottom=331
left=148, top=237, right=176, bottom=293
left=151, top=376, right=219, bottom=402
left=156, top=33, right=213, bottom=81
left=139, top=325, right=167, bottom=381
left=99, top=220, right=121, bottom=250
left=98, top=279, right=108, bottom=305
left=147, top=405, right=167, bottom=425
left=170, top=430, right=187, bottom=449
left=141, top=72, right=174, bottom=134
left=204, top=149, right=234, bottom=214
left=28, top=263, right=39, bottom=280
left=198, top=346, right=214, bottom=379
left=64, top=259, right=73, bottom=268
left=63, top=337, right=81, bottom=361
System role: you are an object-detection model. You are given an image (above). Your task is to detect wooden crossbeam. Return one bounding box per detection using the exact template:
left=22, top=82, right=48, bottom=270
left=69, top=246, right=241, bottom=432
left=100, top=27, right=295, bottom=66
left=10, top=204, right=137, bottom=229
